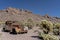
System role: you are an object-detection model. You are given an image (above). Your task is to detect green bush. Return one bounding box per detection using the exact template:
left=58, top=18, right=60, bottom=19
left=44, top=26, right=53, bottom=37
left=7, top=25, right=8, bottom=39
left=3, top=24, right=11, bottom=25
left=40, top=20, right=53, bottom=34
left=24, top=18, right=34, bottom=29
left=24, top=22, right=33, bottom=29
left=39, top=33, right=59, bottom=40
left=53, top=23, right=60, bottom=35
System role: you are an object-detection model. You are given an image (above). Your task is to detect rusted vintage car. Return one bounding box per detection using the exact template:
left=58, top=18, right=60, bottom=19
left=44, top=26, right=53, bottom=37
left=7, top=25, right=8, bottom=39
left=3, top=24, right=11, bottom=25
left=3, top=21, right=28, bottom=34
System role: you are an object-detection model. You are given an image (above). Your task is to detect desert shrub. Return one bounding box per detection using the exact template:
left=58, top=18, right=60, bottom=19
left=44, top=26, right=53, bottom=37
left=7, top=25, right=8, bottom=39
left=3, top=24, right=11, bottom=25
left=36, top=23, right=39, bottom=26
left=24, top=22, right=33, bottom=29
left=53, top=23, right=60, bottom=35
left=19, top=21, right=24, bottom=27
left=40, top=20, right=53, bottom=34
left=39, top=32, right=59, bottom=40
left=24, top=18, right=34, bottom=29
left=27, top=18, right=33, bottom=22
left=35, top=22, right=40, bottom=27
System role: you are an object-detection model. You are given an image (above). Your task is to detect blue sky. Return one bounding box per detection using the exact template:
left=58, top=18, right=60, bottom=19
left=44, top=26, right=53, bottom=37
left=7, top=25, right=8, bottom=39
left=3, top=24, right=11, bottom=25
left=0, top=0, right=60, bottom=17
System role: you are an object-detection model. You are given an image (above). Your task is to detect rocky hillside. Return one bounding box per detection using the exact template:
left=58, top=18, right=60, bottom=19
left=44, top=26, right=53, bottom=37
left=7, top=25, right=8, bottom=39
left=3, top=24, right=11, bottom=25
left=0, top=7, right=60, bottom=23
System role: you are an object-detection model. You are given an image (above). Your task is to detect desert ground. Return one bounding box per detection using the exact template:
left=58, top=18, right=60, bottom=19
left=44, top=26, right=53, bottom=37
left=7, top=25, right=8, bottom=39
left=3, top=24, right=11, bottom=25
left=0, top=25, right=40, bottom=40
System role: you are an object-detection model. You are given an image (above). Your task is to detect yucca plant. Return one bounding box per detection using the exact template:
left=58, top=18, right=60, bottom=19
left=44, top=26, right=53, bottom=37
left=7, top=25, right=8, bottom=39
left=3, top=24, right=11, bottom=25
left=40, top=20, right=53, bottom=34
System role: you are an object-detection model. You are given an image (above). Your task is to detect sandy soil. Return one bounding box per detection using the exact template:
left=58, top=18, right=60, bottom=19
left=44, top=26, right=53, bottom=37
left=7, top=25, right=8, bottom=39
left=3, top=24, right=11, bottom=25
left=0, top=27, right=40, bottom=40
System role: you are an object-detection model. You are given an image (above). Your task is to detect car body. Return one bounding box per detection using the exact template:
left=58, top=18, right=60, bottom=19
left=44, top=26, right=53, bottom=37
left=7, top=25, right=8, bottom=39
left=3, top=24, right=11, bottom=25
left=3, top=21, right=28, bottom=34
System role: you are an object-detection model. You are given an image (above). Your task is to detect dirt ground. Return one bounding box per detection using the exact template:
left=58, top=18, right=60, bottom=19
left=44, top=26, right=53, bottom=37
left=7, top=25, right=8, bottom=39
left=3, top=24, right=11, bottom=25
left=0, top=27, right=40, bottom=40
